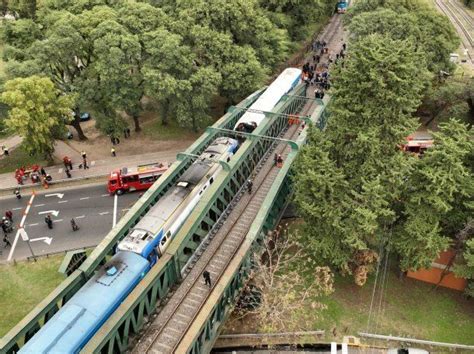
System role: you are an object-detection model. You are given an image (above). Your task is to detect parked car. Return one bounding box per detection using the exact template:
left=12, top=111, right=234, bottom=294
left=80, top=112, right=91, bottom=121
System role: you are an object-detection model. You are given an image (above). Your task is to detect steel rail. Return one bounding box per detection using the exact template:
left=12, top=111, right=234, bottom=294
left=435, top=0, right=474, bottom=47
left=151, top=124, right=302, bottom=354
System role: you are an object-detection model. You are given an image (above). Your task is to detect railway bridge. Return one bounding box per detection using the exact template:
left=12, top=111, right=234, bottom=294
left=0, top=83, right=329, bottom=354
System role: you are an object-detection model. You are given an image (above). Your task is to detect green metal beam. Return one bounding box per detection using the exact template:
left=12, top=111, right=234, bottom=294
left=0, top=87, right=266, bottom=354
left=205, top=127, right=300, bottom=151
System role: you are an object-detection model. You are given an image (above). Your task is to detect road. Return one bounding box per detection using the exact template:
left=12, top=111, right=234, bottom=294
left=0, top=183, right=142, bottom=262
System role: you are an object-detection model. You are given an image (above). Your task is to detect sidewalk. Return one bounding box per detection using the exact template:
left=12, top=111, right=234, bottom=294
left=0, top=148, right=182, bottom=190
left=0, top=135, right=23, bottom=160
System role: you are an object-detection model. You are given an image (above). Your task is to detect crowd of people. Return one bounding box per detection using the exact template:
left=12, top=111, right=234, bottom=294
left=302, top=39, right=347, bottom=100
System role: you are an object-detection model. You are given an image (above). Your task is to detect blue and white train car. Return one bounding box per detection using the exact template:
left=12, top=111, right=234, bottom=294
left=234, top=67, right=301, bottom=132
left=20, top=252, right=149, bottom=353
left=19, top=68, right=301, bottom=353
left=19, top=137, right=238, bottom=354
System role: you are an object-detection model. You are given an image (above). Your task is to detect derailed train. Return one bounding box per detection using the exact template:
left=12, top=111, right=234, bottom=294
left=20, top=68, right=301, bottom=353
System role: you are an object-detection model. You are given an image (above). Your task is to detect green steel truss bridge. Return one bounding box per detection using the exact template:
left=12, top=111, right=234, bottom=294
left=0, top=84, right=329, bottom=354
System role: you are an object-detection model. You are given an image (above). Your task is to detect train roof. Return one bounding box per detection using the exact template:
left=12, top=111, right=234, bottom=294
left=234, top=68, right=301, bottom=130
left=20, top=252, right=149, bottom=354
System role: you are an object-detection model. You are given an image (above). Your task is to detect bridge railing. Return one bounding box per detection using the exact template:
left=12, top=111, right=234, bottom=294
left=0, top=89, right=264, bottom=354
left=82, top=86, right=309, bottom=353
left=183, top=96, right=330, bottom=354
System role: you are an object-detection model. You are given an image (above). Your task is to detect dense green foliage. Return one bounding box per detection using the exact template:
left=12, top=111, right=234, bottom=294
left=0, top=76, right=74, bottom=160
left=293, top=0, right=473, bottom=284
left=1, top=0, right=335, bottom=137
left=419, top=77, right=474, bottom=127
left=463, top=0, right=474, bottom=9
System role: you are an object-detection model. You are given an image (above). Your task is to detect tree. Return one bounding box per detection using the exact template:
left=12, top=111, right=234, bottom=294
left=393, top=119, right=474, bottom=271
left=348, top=0, right=459, bottom=72
left=259, top=0, right=335, bottom=41
left=8, top=0, right=37, bottom=19
left=0, top=76, right=74, bottom=161
left=169, top=0, right=290, bottom=68
left=454, top=223, right=474, bottom=297
left=293, top=34, right=431, bottom=283
left=231, top=229, right=333, bottom=332
left=419, top=77, right=474, bottom=127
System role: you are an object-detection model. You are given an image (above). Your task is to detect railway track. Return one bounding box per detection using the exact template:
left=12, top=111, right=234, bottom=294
left=131, top=11, right=342, bottom=354
left=133, top=122, right=303, bottom=353
left=435, top=0, right=474, bottom=63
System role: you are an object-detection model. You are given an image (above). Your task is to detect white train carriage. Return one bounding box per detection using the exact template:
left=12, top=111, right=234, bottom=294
left=234, top=68, right=302, bottom=132
left=117, top=137, right=238, bottom=263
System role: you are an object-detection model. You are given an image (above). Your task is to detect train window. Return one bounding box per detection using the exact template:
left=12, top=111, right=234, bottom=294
left=210, top=177, right=214, bottom=184
left=160, top=236, right=167, bottom=246
left=227, top=157, right=230, bottom=162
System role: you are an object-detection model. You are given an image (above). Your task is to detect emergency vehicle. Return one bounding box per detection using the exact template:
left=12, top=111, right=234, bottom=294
left=107, top=163, right=168, bottom=195
left=402, top=136, right=434, bottom=156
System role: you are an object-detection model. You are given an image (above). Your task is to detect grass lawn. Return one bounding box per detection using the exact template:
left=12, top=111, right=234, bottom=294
left=316, top=271, right=474, bottom=345
left=0, top=144, right=49, bottom=174
left=0, top=255, right=65, bottom=337
left=224, top=219, right=474, bottom=346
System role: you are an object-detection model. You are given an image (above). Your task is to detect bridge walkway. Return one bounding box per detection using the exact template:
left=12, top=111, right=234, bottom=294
left=133, top=123, right=303, bottom=353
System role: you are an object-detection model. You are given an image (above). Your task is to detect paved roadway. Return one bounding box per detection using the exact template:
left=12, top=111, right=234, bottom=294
left=0, top=183, right=142, bottom=262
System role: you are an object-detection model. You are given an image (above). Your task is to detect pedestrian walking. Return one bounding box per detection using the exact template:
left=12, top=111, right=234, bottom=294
left=83, top=158, right=89, bottom=169
left=3, top=234, right=11, bottom=248
left=5, top=210, right=13, bottom=222
left=71, top=218, right=79, bottom=231
left=81, top=151, right=87, bottom=160
left=65, top=169, right=72, bottom=178
left=1, top=220, right=8, bottom=236
left=2, top=217, right=12, bottom=233
left=40, top=167, right=47, bottom=177
left=14, top=188, right=21, bottom=199
left=342, top=43, right=346, bottom=51
left=45, top=214, right=53, bottom=229
left=203, top=270, right=212, bottom=288
left=2, top=145, right=9, bottom=156
left=111, top=147, right=116, bottom=157
left=126, top=128, right=131, bottom=138
left=247, top=179, right=253, bottom=194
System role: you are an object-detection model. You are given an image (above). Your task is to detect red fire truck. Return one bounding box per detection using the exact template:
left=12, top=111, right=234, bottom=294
left=107, top=162, right=168, bottom=195
left=402, top=136, right=434, bottom=156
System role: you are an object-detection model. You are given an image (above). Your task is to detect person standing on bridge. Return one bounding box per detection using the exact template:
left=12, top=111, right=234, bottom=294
left=247, top=179, right=253, bottom=194
left=203, top=270, right=212, bottom=288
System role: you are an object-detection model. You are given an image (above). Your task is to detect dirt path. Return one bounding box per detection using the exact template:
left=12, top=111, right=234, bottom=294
left=61, top=119, right=196, bottom=161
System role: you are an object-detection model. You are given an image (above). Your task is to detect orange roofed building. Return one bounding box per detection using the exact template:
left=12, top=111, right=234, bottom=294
left=407, top=250, right=467, bottom=291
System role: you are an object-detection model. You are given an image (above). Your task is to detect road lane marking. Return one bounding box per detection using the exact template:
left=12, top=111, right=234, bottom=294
left=53, top=219, right=63, bottom=223
left=99, top=211, right=109, bottom=215
left=101, top=194, right=109, bottom=197
left=12, top=207, right=22, bottom=211
left=75, top=215, right=85, bottom=219
left=34, top=204, right=45, bottom=207
left=27, top=223, right=38, bottom=227
left=38, top=210, right=59, bottom=217
left=113, top=194, right=118, bottom=227
left=45, top=193, right=64, bottom=199
left=58, top=200, right=68, bottom=204
left=80, top=197, right=90, bottom=200
left=30, top=237, right=52, bottom=245
left=8, top=192, right=36, bottom=261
